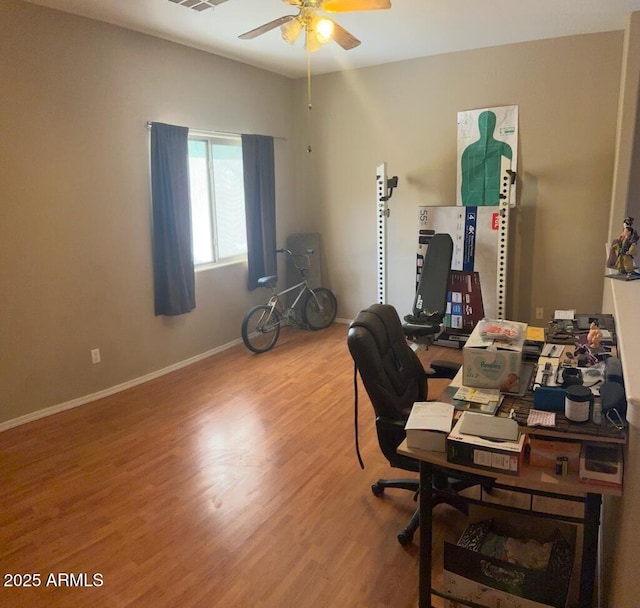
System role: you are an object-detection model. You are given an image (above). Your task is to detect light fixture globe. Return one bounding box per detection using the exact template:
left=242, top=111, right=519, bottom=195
left=281, top=17, right=303, bottom=44
left=315, top=17, right=335, bottom=43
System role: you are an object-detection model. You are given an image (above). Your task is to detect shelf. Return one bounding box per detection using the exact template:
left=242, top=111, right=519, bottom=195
left=398, top=440, right=623, bottom=497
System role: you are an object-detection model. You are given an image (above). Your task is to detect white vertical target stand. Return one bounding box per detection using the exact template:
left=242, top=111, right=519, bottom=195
left=376, top=162, right=398, bottom=304
left=376, top=160, right=515, bottom=322
left=497, top=158, right=516, bottom=319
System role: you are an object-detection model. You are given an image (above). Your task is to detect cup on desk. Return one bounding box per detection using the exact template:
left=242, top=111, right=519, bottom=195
left=565, top=385, right=593, bottom=422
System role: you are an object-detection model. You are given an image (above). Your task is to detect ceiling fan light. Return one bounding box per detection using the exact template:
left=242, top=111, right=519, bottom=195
left=281, top=18, right=303, bottom=45
left=315, top=17, right=334, bottom=43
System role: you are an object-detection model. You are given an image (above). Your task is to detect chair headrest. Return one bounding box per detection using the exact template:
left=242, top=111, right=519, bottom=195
left=347, top=303, right=427, bottom=419
left=349, top=304, right=404, bottom=354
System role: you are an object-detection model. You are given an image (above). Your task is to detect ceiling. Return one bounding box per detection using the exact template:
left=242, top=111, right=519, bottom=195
left=20, top=0, right=640, bottom=78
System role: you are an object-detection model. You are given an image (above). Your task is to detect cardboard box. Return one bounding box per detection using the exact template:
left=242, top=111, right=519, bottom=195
left=444, top=575, right=560, bottom=608
left=404, top=401, right=454, bottom=452
left=463, top=319, right=527, bottom=389
left=579, top=442, right=623, bottom=485
left=443, top=518, right=575, bottom=608
left=528, top=437, right=581, bottom=473
left=446, top=413, right=526, bottom=476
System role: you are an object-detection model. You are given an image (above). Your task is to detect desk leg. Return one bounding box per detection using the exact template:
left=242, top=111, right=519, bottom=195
left=419, top=461, right=433, bottom=608
left=579, top=492, right=601, bottom=608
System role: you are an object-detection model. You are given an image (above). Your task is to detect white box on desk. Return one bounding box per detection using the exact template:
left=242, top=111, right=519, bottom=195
left=404, top=401, right=454, bottom=452
left=446, top=412, right=526, bottom=475
left=463, top=319, right=527, bottom=389
left=579, top=442, right=623, bottom=485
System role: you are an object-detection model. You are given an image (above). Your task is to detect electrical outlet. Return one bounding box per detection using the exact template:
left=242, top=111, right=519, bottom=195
left=535, top=307, right=544, bottom=320
left=91, top=348, right=101, bottom=364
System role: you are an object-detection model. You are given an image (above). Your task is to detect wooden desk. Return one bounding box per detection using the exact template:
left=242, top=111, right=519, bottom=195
left=502, top=394, right=627, bottom=444
left=398, top=425, right=623, bottom=608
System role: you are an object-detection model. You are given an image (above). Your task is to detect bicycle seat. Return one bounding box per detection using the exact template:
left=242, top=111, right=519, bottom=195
left=257, top=275, right=277, bottom=288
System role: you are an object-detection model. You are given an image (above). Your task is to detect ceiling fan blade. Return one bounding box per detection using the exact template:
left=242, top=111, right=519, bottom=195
left=331, top=21, right=361, bottom=50
left=239, top=15, right=296, bottom=40
left=321, top=0, right=391, bottom=13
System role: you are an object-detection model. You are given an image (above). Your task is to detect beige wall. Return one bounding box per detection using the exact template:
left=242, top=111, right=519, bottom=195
left=295, top=34, right=623, bottom=324
left=608, top=12, right=640, bottom=238
left=0, top=0, right=296, bottom=425
left=601, top=12, right=640, bottom=608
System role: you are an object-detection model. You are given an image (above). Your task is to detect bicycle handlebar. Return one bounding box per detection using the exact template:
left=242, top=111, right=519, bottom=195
left=275, top=248, right=314, bottom=275
left=276, top=248, right=314, bottom=255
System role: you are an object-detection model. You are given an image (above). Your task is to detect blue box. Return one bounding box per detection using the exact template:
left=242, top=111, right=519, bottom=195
left=533, top=386, right=566, bottom=412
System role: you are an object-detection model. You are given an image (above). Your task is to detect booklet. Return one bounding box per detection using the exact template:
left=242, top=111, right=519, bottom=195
left=440, top=385, right=502, bottom=416
left=453, top=385, right=501, bottom=405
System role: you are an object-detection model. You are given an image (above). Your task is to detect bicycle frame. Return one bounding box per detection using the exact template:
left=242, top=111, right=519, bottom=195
left=253, top=248, right=329, bottom=332
left=266, top=278, right=312, bottom=326
left=241, top=248, right=336, bottom=353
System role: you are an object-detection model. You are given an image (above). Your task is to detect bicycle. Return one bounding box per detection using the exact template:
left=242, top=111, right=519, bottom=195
left=241, top=248, right=338, bottom=353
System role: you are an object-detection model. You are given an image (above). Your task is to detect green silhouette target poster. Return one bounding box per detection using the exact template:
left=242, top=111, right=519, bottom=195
left=457, top=106, right=518, bottom=206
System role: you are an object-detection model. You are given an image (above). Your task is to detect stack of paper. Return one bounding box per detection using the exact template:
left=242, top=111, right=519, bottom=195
left=440, top=368, right=503, bottom=415
left=453, top=386, right=501, bottom=405
left=405, top=402, right=455, bottom=451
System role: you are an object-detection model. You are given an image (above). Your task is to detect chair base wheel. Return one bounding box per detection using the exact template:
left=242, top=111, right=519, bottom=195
left=397, top=530, right=414, bottom=546
left=371, top=482, right=384, bottom=497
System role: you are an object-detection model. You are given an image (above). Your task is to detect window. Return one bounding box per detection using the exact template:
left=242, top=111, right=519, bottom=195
left=188, top=133, right=246, bottom=266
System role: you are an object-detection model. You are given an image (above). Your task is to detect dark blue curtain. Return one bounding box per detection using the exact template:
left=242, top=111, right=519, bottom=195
left=150, top=122, right=196, bottom=316
left=242, top=134, right=276, bottom=290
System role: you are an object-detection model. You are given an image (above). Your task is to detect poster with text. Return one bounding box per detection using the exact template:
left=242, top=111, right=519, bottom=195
left=457, top=105, right=518, bottom=206
left=416, top=206, right=500, bottom=331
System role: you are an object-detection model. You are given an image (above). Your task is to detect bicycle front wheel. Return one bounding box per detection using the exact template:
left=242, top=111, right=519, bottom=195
left=241, top=305, right=281, bottom=353
left=302, top=288, right=337, bottom=330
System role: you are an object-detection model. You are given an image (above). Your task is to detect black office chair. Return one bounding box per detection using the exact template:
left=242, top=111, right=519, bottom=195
left=347, top=303, right=466, bottom=545
left=403, top=233, right=454, bottom=345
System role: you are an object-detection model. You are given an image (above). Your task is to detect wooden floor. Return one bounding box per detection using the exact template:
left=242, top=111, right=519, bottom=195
left=0, top=323, right=468, bottom=608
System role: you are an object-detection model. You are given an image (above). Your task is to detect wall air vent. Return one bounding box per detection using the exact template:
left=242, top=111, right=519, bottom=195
left=168, top=0, right=229, bottom=12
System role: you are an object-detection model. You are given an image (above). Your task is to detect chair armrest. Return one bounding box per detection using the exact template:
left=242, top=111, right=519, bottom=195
left=376, top=416, right=407, bottom=431
left=428, top=360, right=460, bottom=379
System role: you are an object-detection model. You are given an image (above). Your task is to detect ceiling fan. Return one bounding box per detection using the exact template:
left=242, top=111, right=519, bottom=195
left=239, top=0, right=392, bottom=52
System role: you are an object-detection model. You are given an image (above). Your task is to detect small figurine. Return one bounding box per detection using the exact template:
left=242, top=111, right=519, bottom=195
left=587, top=321, right=603, bottom=349
left=607, top=216, right=639, bottom=276
left=574, top=342, right=598, bottom=367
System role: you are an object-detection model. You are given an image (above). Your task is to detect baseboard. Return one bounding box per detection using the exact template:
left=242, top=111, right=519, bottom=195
left=0, top=338, right=243, bottom=433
